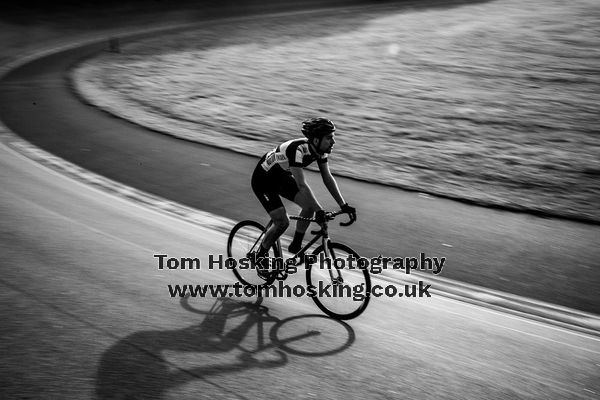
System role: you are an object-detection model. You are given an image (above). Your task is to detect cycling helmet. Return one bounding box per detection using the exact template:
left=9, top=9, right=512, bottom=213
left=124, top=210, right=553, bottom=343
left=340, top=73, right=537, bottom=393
left=301, top=117, right=336, bottom=139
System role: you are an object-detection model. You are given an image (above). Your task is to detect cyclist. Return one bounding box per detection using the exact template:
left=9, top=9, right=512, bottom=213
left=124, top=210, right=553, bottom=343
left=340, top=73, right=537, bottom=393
left=250, top=117, right=357, bottom=277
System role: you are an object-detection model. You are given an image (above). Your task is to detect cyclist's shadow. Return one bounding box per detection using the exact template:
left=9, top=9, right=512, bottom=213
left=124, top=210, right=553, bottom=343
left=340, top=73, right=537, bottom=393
left=95, top=296, right=354, bottom=399
left=95, top=297, right=283, bottom=399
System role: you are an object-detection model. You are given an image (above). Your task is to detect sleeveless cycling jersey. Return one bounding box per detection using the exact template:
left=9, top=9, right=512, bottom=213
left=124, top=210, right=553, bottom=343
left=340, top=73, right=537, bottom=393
left=260, top=138, right=328, bottom=173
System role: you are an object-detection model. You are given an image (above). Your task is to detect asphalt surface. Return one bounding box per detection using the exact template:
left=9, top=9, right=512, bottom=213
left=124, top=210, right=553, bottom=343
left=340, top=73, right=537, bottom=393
left=1, top=5, right=599, bottom=399
left=0, top=33, right=599, bottom=314
left=2, top=134, right=599, bottom=399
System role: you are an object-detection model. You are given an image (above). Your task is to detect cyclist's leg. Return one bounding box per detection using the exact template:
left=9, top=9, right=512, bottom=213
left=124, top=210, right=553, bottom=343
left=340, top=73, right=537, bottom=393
left=261, top=206, right=289, bottom=253
left=251, top=164, right=290, bottom=255
left=285, top=184, right=319, bottom=253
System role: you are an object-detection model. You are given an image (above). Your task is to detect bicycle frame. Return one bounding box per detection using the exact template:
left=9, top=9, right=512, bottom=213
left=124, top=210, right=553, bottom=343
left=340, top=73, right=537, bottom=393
left=288, top=215, right=331, bottom=260
left=256, top=214, right=343, bottom=283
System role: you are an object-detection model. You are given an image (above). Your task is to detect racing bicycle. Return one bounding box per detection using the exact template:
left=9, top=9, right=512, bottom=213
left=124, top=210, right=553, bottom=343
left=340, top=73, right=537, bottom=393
left=226, top=210, right=371, bottom=320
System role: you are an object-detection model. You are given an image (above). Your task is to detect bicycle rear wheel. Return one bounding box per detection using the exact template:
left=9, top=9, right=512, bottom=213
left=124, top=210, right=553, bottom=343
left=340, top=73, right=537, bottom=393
left=227, top=220, right=279, bottom=287
left=306, top=242, right=371, bottom=320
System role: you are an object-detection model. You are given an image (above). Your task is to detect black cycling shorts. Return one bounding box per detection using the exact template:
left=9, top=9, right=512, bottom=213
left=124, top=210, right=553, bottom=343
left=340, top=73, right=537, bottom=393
left=251, top=156, right=299, bottom=213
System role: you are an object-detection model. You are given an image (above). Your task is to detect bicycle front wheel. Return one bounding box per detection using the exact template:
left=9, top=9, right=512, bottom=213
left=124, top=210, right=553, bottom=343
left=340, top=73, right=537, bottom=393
left=306, top=242, right=371, bottom=320
left=227, top=220, right=279, bottom=287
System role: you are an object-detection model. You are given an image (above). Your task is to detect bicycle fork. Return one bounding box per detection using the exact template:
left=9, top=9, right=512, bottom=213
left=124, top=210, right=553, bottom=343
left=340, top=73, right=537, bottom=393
left=320, top=233, right=344, bottom=286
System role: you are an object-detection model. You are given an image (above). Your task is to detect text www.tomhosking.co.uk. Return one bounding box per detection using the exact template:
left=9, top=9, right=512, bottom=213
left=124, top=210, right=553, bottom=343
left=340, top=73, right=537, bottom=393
left=157, top=252, right=446, bottom=301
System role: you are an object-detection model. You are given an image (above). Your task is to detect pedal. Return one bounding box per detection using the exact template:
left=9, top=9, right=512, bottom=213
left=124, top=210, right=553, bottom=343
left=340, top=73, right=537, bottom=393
left=332, top=276, right=344, bottom=286
left=288, top=252, right=305, bottom=266
left=275, top=270, right=288, bottom=281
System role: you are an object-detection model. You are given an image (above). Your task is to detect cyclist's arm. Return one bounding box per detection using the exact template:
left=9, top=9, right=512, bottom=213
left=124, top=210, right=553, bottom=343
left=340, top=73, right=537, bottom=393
left=290, top=166, right=322, bottom=210
left=318, top=161, right=345, bottom=207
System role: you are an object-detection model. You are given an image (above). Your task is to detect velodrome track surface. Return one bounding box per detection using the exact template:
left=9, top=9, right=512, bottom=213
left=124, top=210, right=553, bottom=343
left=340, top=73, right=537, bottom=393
left=1, top=5, right=599, bottom=399
left=0, top=28, right=599, bottom=314
left=2, top=123, right=599, bottom=399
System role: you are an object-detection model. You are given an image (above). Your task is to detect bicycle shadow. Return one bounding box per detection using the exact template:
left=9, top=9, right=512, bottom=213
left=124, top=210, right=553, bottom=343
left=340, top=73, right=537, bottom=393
left=95, top=296, right=355, bottom=399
